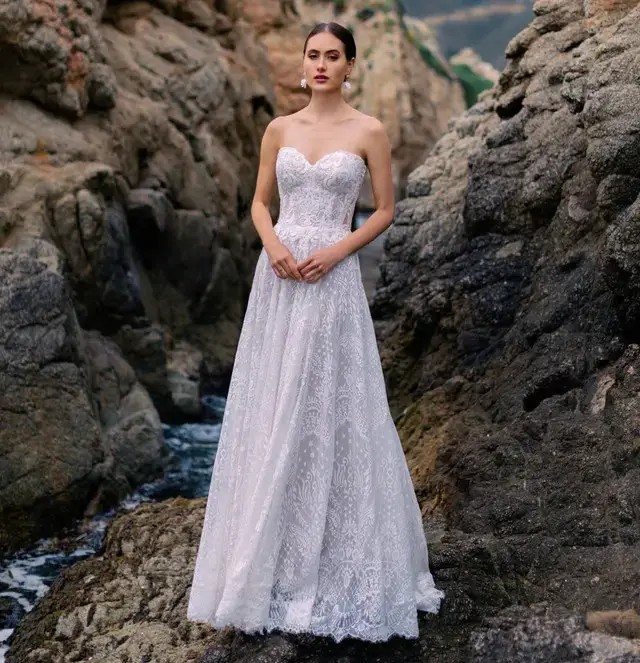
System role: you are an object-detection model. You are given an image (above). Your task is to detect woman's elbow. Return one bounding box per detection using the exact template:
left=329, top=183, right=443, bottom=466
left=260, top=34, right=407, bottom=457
left=378, top=205, right=394, bottom=227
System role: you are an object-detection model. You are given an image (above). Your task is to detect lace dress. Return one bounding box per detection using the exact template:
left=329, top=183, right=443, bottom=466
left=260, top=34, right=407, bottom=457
left=186, top=146, right=445, bottom=642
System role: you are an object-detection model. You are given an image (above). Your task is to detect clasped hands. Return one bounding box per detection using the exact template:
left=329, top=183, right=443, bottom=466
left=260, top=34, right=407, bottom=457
left=266, top=241, right=345, bottom=284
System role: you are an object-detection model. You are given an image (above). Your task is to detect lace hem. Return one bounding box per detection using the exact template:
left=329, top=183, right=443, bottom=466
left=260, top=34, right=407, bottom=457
left=187, top=573, right=445, bottom=644
left=416, top=571, right=446, bottom=614
left=197, top=618, right=417, bottom=643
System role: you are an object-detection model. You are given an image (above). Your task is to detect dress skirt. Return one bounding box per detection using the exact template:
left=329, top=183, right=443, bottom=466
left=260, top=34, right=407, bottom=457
left=187, top=222, right=444, bottom=642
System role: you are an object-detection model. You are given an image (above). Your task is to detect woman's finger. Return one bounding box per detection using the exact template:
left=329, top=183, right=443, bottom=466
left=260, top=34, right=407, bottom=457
left=304, top=265, right=324, bottom=282
left=282, top=259, right=299, bottom=281
left=287, top=257, right=303, bottom=281
left=300, top=259, right=318, bottom=278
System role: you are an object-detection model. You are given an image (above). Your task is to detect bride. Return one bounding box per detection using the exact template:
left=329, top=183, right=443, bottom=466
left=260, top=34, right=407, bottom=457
left=187, top=20, right=445, bottom=643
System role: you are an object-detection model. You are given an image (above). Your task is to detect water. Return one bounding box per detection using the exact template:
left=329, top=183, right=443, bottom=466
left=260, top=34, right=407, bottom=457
left=0, top=393, right=227, bottom=662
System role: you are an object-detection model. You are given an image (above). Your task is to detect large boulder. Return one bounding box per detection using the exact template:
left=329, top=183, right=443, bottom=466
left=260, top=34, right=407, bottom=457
left=0, top=247, right=166, bottom=553
left=0, top=0, right=276, bottom=408
left=0, top=0, right=276, bottom=553
left=371, top=0, right=640, bottom=634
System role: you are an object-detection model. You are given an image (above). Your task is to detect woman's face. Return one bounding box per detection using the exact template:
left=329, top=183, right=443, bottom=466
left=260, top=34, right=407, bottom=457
left=303, top=32, right=353, bottom=91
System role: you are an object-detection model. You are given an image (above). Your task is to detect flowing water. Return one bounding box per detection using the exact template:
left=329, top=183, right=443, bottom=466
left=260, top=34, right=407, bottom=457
left=0, top=394, right=226, bottom=662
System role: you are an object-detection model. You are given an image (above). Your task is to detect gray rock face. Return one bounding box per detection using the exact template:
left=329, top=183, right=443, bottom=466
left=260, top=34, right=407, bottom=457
left=0, top=0, right=275, bottom=398
left=0, top=0, right=110, bottom=116
left=470, top=603, right=640, bottom=662
left=370, top=0, right=640, bottom=650
left=0, top=249, right=166, bottom=553
left=0, top=249, right=103, bottom=552
left=5, top=499, right=216, bottom=663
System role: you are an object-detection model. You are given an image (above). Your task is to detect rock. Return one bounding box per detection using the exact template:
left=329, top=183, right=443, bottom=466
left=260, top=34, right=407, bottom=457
left=0, top=0, right=108, bottom=117
left=7, top=501, right=638, bottom=661
left=0, top=0, right=277, bottom=548
left=0, top=0, right=274, bottom=388
left=82, top=330, right=168, bottom=511
left=5, top=499, right=219, bottom=663
left=372, top=0, right=640, bottom=638
left=470, top=603, right=640, bottom=661
left=4, top=499, right=475, bottom=662
left=113, top=323, right=175, bottom=419
left=0, top=249, right=166, bottom=552
left=586, top=609, right=640, bottom=641
left=166, top=340, right=204, bottom=419
left=0, top=248, right=103, bottom=552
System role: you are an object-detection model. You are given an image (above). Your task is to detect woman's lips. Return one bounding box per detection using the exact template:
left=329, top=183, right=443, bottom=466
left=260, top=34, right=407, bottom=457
left=314, top=76, right=328, bottom=81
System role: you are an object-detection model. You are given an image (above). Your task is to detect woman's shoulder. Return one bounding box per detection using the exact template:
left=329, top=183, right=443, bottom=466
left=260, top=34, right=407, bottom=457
left=266, top=115, right=289, bottom=130
left=353, top=110, right=384, bottom=130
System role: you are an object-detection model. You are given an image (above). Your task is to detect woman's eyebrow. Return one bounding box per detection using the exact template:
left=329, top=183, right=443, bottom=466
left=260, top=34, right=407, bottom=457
left=307, top=48, right=340, bottom=54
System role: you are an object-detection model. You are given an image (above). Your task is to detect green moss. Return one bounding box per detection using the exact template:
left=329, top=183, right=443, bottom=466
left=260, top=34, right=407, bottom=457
left=415, top=42, right=452, bottom=80
left=451, top=62, right=494, bottom=107
left=399, top=14, right=452, bottom=81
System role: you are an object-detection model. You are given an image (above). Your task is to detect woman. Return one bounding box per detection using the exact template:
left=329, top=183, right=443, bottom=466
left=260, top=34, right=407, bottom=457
left=187, top=21, right=445, bottom=643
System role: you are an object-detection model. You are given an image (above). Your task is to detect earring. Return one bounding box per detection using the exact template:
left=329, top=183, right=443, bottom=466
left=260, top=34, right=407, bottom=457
left=300, top=77, right=307, bottom=88
left=343, top=75, right=351, bottom=90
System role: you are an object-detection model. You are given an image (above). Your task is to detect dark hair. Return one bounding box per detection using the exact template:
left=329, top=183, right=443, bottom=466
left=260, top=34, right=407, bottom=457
left=303, top=22, right=356, bottom=62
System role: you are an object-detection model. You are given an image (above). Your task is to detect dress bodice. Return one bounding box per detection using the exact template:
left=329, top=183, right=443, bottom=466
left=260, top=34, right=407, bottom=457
left=275, top=147, right=367, bottom=239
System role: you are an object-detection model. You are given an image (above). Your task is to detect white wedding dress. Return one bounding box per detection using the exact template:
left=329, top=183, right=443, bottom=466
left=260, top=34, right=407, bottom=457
left=187, top=145, right=444, bottom=642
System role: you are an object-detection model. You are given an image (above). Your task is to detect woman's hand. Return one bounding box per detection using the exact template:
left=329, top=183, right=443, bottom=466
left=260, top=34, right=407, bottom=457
left=298, top=245, right=346, bottom=283
left=265, top=241, right=303, bottom=280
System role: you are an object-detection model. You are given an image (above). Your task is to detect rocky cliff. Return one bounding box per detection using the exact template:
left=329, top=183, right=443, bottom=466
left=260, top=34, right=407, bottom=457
left=0, top=0, right=274, bottom=552
left=5, top=0, right=640, bottom=661
left=0, top=0, right=471, bottom=554
left=372, top=0, right=640, bottom=652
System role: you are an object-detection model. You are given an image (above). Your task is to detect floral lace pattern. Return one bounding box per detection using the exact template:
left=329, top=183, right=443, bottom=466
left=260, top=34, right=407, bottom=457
left=187, top=147, right=444, bottom=642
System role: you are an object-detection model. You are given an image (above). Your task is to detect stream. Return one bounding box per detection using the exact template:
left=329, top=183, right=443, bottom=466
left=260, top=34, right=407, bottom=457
left=0, top=394, right=226, bottom=663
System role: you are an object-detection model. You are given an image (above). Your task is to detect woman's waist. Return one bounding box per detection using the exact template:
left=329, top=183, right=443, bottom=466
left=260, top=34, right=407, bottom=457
left=274, top=221, right=352, bottom=239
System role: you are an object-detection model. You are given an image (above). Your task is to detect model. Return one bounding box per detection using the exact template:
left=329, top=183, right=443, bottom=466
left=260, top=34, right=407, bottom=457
left=187, top=20, right=445, bottom=643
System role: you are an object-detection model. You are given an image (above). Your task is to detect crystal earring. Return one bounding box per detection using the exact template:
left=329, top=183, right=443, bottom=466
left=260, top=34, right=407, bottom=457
left=300, top=77, right=307, bottom=88
left=343, top=76, right=351, bottom=90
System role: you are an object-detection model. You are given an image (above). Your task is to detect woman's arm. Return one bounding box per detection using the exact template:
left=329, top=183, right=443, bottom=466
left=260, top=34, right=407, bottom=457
left=333, top=117, right=395, bottom=259
left=251, top=117, right=304, bottom=281
left=335, top=118, right=395, bottom=257
left=251, top=117, right=282, bottom=252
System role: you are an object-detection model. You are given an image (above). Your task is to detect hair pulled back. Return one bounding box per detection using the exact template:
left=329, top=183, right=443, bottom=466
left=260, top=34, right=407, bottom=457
left=303, top=21, right=356, bottom=61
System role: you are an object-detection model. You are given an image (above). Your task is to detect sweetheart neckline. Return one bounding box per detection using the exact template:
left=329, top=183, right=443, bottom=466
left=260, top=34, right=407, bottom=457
left=277, top=146, right=366, bottom=168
